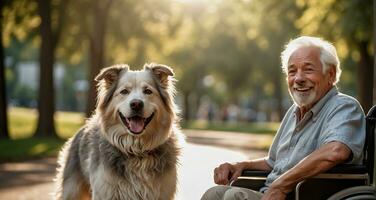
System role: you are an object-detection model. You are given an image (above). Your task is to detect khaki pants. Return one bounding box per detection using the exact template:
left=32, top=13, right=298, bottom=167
left=201, top=185, right=263, bottom=200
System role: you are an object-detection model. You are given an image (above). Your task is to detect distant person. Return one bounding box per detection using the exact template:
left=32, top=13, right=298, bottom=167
left=201, top=36, right=366, bottom=200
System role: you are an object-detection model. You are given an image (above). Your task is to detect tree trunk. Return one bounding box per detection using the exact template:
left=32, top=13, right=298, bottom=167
left=357, top=40, right=373, bottom=113
left=0, top=0, right=9, bottom=139
left=35, top=0, right=68, bottom=137
left=35, top=0, right=57, bottom=137
left=86, top=0, right=113, bottom=117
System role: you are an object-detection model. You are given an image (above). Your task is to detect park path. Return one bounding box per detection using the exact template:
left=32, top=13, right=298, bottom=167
left=0, top=130, right=270, bottom=200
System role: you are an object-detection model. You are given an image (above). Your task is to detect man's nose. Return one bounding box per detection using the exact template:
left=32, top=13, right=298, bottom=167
left=294, top=70, right=306, bottom=84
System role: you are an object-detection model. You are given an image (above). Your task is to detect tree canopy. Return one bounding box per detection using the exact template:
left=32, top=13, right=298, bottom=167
left=2, top=0, right=373, bottom=131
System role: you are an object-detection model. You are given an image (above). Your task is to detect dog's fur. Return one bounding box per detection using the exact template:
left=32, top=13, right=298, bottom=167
left=54, top=63, right=183, bottom=200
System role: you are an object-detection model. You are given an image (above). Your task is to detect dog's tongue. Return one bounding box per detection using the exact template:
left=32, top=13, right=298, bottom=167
left=129, top=117, right=144, bottom=133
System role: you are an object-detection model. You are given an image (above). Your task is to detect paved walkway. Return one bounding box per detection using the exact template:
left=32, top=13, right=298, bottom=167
left=184, top=129, right=273, bottom=152
left=0, top=130, right=270, bottom=200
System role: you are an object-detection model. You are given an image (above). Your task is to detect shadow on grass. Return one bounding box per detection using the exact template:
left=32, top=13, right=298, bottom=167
left=0, top=138, right=66, bottom=163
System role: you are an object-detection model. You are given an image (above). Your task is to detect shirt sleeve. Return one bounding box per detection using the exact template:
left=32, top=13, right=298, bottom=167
left=318, top=100, right=366, bottom=164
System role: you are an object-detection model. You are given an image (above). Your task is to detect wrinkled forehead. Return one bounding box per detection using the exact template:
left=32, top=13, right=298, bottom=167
left=118, top=70, right=155, bottom=87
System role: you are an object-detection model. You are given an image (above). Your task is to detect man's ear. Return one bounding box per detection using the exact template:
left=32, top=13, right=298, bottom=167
left=95, top=64, right=129, bottom=86
left=145, top=63, right=174, bottom=86
left=327, top=65, right=336, bottom=85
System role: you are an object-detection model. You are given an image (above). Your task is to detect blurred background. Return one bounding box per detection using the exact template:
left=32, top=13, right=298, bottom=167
left=0, top=0, right=374, bottom=199
left=0, top=0, right=374, bottom=154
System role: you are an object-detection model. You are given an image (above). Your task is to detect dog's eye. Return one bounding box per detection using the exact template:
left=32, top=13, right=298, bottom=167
left=120, top=89, right=129, bottom=95
left=144, top=89, right=153, bottom=95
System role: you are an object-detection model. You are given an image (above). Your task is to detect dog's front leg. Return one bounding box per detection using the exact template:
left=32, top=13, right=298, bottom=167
left=78, top=182, right=91, bottom=200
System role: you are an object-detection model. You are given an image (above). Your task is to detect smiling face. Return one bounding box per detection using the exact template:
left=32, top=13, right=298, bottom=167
left=287, top=46, right=335, bottom=112
left=115, top=71, right=163, bottom=135
left=94, top=64, right=177, bottom=153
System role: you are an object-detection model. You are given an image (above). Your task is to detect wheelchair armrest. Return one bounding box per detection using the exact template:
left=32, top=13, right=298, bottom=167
left=231, top=170, right=271, bottom=190
left=295, top=164, right=369, bottom=200
left=325, top=164, right=367, bottom=174
left=238, top=164, right=366, bottom=177
left=231, top=165, right=368, bottom=199
left=232, top=170, right=295, bottom=199
left=241, top=170, right=271, bottom=177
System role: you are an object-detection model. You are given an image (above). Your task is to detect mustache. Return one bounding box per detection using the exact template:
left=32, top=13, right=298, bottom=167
left=293, top=82, right=313, bottom=88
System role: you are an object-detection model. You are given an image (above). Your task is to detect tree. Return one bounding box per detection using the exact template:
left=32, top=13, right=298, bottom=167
left=340, top=1, right=373, bottom=112
left=35, top=0, right=68, bottom=137
left=0, top=0, right=10, bottom=139
left=85, top=0, right=113, bottom=117
left=245, top=0, right=302, bottom=120
left=297, top=0, right=373, bottom=112
left=3, top=0, right=39, bottom=105
left=85, top=0, right=178, bottom=116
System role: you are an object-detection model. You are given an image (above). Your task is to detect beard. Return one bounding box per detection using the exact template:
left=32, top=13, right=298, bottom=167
left=289, top=87, right=316, bottom=107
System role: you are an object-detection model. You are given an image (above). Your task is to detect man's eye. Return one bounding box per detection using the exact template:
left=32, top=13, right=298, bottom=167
left=120, top=89, right=129, bottom=95
left=144, top=89, right=153, bottom=95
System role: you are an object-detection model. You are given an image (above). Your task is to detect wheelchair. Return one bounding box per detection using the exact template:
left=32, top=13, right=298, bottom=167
left=231, top=105, right=376, bottom=200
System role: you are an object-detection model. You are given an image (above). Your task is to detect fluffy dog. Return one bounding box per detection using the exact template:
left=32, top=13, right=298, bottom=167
left=54, top=63, right=183, bottom=200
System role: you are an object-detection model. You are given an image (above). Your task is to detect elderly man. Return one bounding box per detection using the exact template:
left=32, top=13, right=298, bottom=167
left=201, top=36, right=365, bottom=200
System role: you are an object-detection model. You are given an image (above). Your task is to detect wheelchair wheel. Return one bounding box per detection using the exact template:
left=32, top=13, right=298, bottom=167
left=327, top=186, right=376, bottom=200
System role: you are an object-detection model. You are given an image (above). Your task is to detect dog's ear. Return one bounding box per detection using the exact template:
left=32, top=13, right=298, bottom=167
left=95, top=64, right=129, bottom=86
left=145, top=63, right=174, bottom=86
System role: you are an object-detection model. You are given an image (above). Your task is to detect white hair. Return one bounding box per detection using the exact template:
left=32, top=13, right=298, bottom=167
left=281, top=36, right=341, bottom=85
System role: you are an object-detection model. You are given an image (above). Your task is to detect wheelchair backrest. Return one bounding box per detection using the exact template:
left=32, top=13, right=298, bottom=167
left=365, top=105, right=376, bottom=184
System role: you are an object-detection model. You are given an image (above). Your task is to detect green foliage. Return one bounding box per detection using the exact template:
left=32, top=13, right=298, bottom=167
left=2, top=0, right=39, bottom=48
left=3, top=0, right=371, bottom=120
left=2, top=0, right=371, bottom=161
left=297, top=0, right=373, bottom=43
left=11, top=84, right=37, bottom=107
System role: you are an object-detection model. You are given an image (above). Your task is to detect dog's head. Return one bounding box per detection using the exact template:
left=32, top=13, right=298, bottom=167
left=94, top=63, right=178, bottom=153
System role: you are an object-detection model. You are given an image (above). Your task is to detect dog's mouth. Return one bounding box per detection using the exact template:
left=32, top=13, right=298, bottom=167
left=118, top=112, right=155, bottom=135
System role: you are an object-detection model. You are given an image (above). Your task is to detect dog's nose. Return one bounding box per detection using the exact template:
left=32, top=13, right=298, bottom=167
left=130, top=99, right=144, bottom=111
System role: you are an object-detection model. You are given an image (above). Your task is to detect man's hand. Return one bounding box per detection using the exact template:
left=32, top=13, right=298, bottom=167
left=260, top=141, right=351, bottom=200
left=261, top=187, right=287, bottom=200
left=261, top=178, right=289, bottom=200
left=213, top=162, right=246, bottom=185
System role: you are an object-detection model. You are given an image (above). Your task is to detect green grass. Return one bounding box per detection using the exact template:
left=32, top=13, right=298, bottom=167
left=0, top=137, right=65, bottom=162
left=182, top=120, right=279, bottom=135
left=2, top=107, right=278, bottom=162
left=8, top=107, right=84, bottom=139
left=0, top=107, right=84, bottom=162
left=55, top=110, right=85, bottom=139
left=8, top=107, right=38, bottom=139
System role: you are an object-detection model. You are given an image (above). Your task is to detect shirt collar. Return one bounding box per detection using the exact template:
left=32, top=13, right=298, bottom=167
left=294, top=86, right=338, bottom=119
